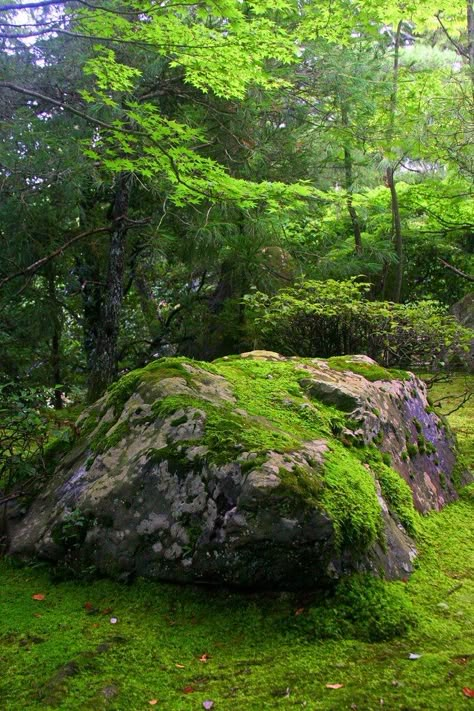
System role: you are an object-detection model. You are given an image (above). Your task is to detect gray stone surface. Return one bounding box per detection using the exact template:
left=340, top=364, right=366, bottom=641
left=7, top=353, right=469, bottom=589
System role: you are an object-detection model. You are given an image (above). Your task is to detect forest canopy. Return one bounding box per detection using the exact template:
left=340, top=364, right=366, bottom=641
left=0, top=0, right=473, bottom=405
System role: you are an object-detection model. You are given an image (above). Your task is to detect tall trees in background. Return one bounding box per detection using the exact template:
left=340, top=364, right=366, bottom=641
left=0, top=0, right=472, bottom=401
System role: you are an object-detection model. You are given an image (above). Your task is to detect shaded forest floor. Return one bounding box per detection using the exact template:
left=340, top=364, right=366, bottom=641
left=0, top=376, right=473, bottom=710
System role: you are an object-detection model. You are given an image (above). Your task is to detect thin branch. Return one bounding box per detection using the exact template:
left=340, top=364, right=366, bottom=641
left=0, top=217, right=151, bottom=291
left=0, top=81, right=139, bottom=134
left=0, top=225, right=111, bottom=290
left=0, top=0, right=72, bottom=10
left=0, top=25, right=219, bottom=50
left=441, top=391, right=473, bottom=416
left=438, top=258, right=474, bottom=282
left=435, top=12, right=469, bottom=58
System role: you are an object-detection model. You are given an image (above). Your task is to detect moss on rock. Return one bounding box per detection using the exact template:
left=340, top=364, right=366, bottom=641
left=328, top=356, right=410, bottom=382
left=9, top=352, right=467, bottom=589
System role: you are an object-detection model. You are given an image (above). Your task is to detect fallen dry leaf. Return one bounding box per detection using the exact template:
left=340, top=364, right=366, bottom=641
left=463, top=688, right=474, bottom=698
left=148, top=700, right=158, bottom=706
left=84, top=601, right=94, bottom=610
left=33, top=613, right=43, bottom=618
left=175, top=664, right=185, bottom=669
left=294, top=608, right=305, bottom=616
left=102, top=607, right=113, bottom=615
left=326, top=683, right=344, bottom=689
left=32, top=594, right=45, bottom=601
left=182, top=686, right=195, bottom=694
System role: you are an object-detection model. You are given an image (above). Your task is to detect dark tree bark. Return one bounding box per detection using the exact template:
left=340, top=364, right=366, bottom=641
left=341, top=103, right=362, bottom=255
left=468, top=0, right=474, bottom=71
left=86, top=173, right=132, bottom=403
left=385, top=21, right=404, bottom=303
left=386, top=166, right=404, bottom=302
left=47, top=270, right=63, bottom=410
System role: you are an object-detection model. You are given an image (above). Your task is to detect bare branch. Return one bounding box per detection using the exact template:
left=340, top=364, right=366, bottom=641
left=435, top=12, right=469, bottom=58
left=0, top=0, right=71, bottom=11
left=0, top=25, right=218, bottom=50
left=0, top=217, right=151, bottom=291
left=438, top=258, right=474, bottom=282
left=0, top=225, right=111, bottom=290
left=440, top=391, right=473, bottom=416
left=0, top=81, right=137, bottom=133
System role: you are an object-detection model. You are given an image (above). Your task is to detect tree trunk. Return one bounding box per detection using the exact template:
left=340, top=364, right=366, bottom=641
left=87, top=173, right=132, bottom=403
left=47, top=270, right=63, bottom=410
left=386, top=166, right=404, bottom=302
left=385, top=21, right=404, bottom=302
left=468, top=0, right=474, bottom=72
left=341, top=103, right=362, bottom=255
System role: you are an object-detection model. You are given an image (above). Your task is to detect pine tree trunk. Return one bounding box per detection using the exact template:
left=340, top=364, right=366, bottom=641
left=47, top=270, right=63, bottom=410
left=87, top=173, right=132, bottom=403
left=386, top=166, right=404, bottom=303
left=385, top=21, right=404, bottom=302
left=468, top=0, right=474, bottom=73
left=341, top=104, right=362, bottom=255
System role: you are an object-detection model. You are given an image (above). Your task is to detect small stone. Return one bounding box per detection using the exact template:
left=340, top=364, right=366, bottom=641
left=102, top=685, right=118, bottom=699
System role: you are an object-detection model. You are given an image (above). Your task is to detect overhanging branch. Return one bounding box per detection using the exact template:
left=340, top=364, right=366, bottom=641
left=438, top=258, right=474, bottom=282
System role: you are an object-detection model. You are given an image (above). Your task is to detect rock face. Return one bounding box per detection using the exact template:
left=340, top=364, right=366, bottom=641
left=451, top=293, right=474, bottom=370
left=7, top=353, right=469, bottom=588
left=451, top=292, right=474, bottom=330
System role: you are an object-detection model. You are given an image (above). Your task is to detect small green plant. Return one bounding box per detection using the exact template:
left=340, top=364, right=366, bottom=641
left=50, top=509, right=96, bottom=581
left=51, top=509, right=91, bottom=549
left=0, top=383, right=50, bottom=492
left=300, top=574, right=416, bottom=642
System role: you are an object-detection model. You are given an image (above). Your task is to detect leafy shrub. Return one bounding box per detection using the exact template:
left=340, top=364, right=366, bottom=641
left=0, top=383, right=51, bottom=492
left=0, top=383, right=75, bottom=494
left=298, top=574, right=416, bottom=642
left=244, top=278, right=472, bottom=369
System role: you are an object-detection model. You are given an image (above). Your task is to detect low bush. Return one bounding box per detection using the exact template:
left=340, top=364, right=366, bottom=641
left=298, top=574, right=416, bottom=642
left=244, top=278, right=472, bottom=369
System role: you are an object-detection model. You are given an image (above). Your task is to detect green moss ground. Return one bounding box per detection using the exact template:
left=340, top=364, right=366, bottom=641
left=0, top=372, right=472, bottom=710
left=427, top=374, right=474, bottom=473
left=0, top=486, right=472, bottom=710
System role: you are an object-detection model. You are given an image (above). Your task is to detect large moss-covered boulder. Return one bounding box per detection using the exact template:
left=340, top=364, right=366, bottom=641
left=7, top=352, right=469, bottom=588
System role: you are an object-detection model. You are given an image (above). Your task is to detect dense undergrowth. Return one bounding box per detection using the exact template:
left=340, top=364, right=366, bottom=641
left=0, top=375, right=472, bottom=710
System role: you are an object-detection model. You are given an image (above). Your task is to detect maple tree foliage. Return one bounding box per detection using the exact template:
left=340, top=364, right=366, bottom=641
left=0, top=0, right=472, bottom=401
